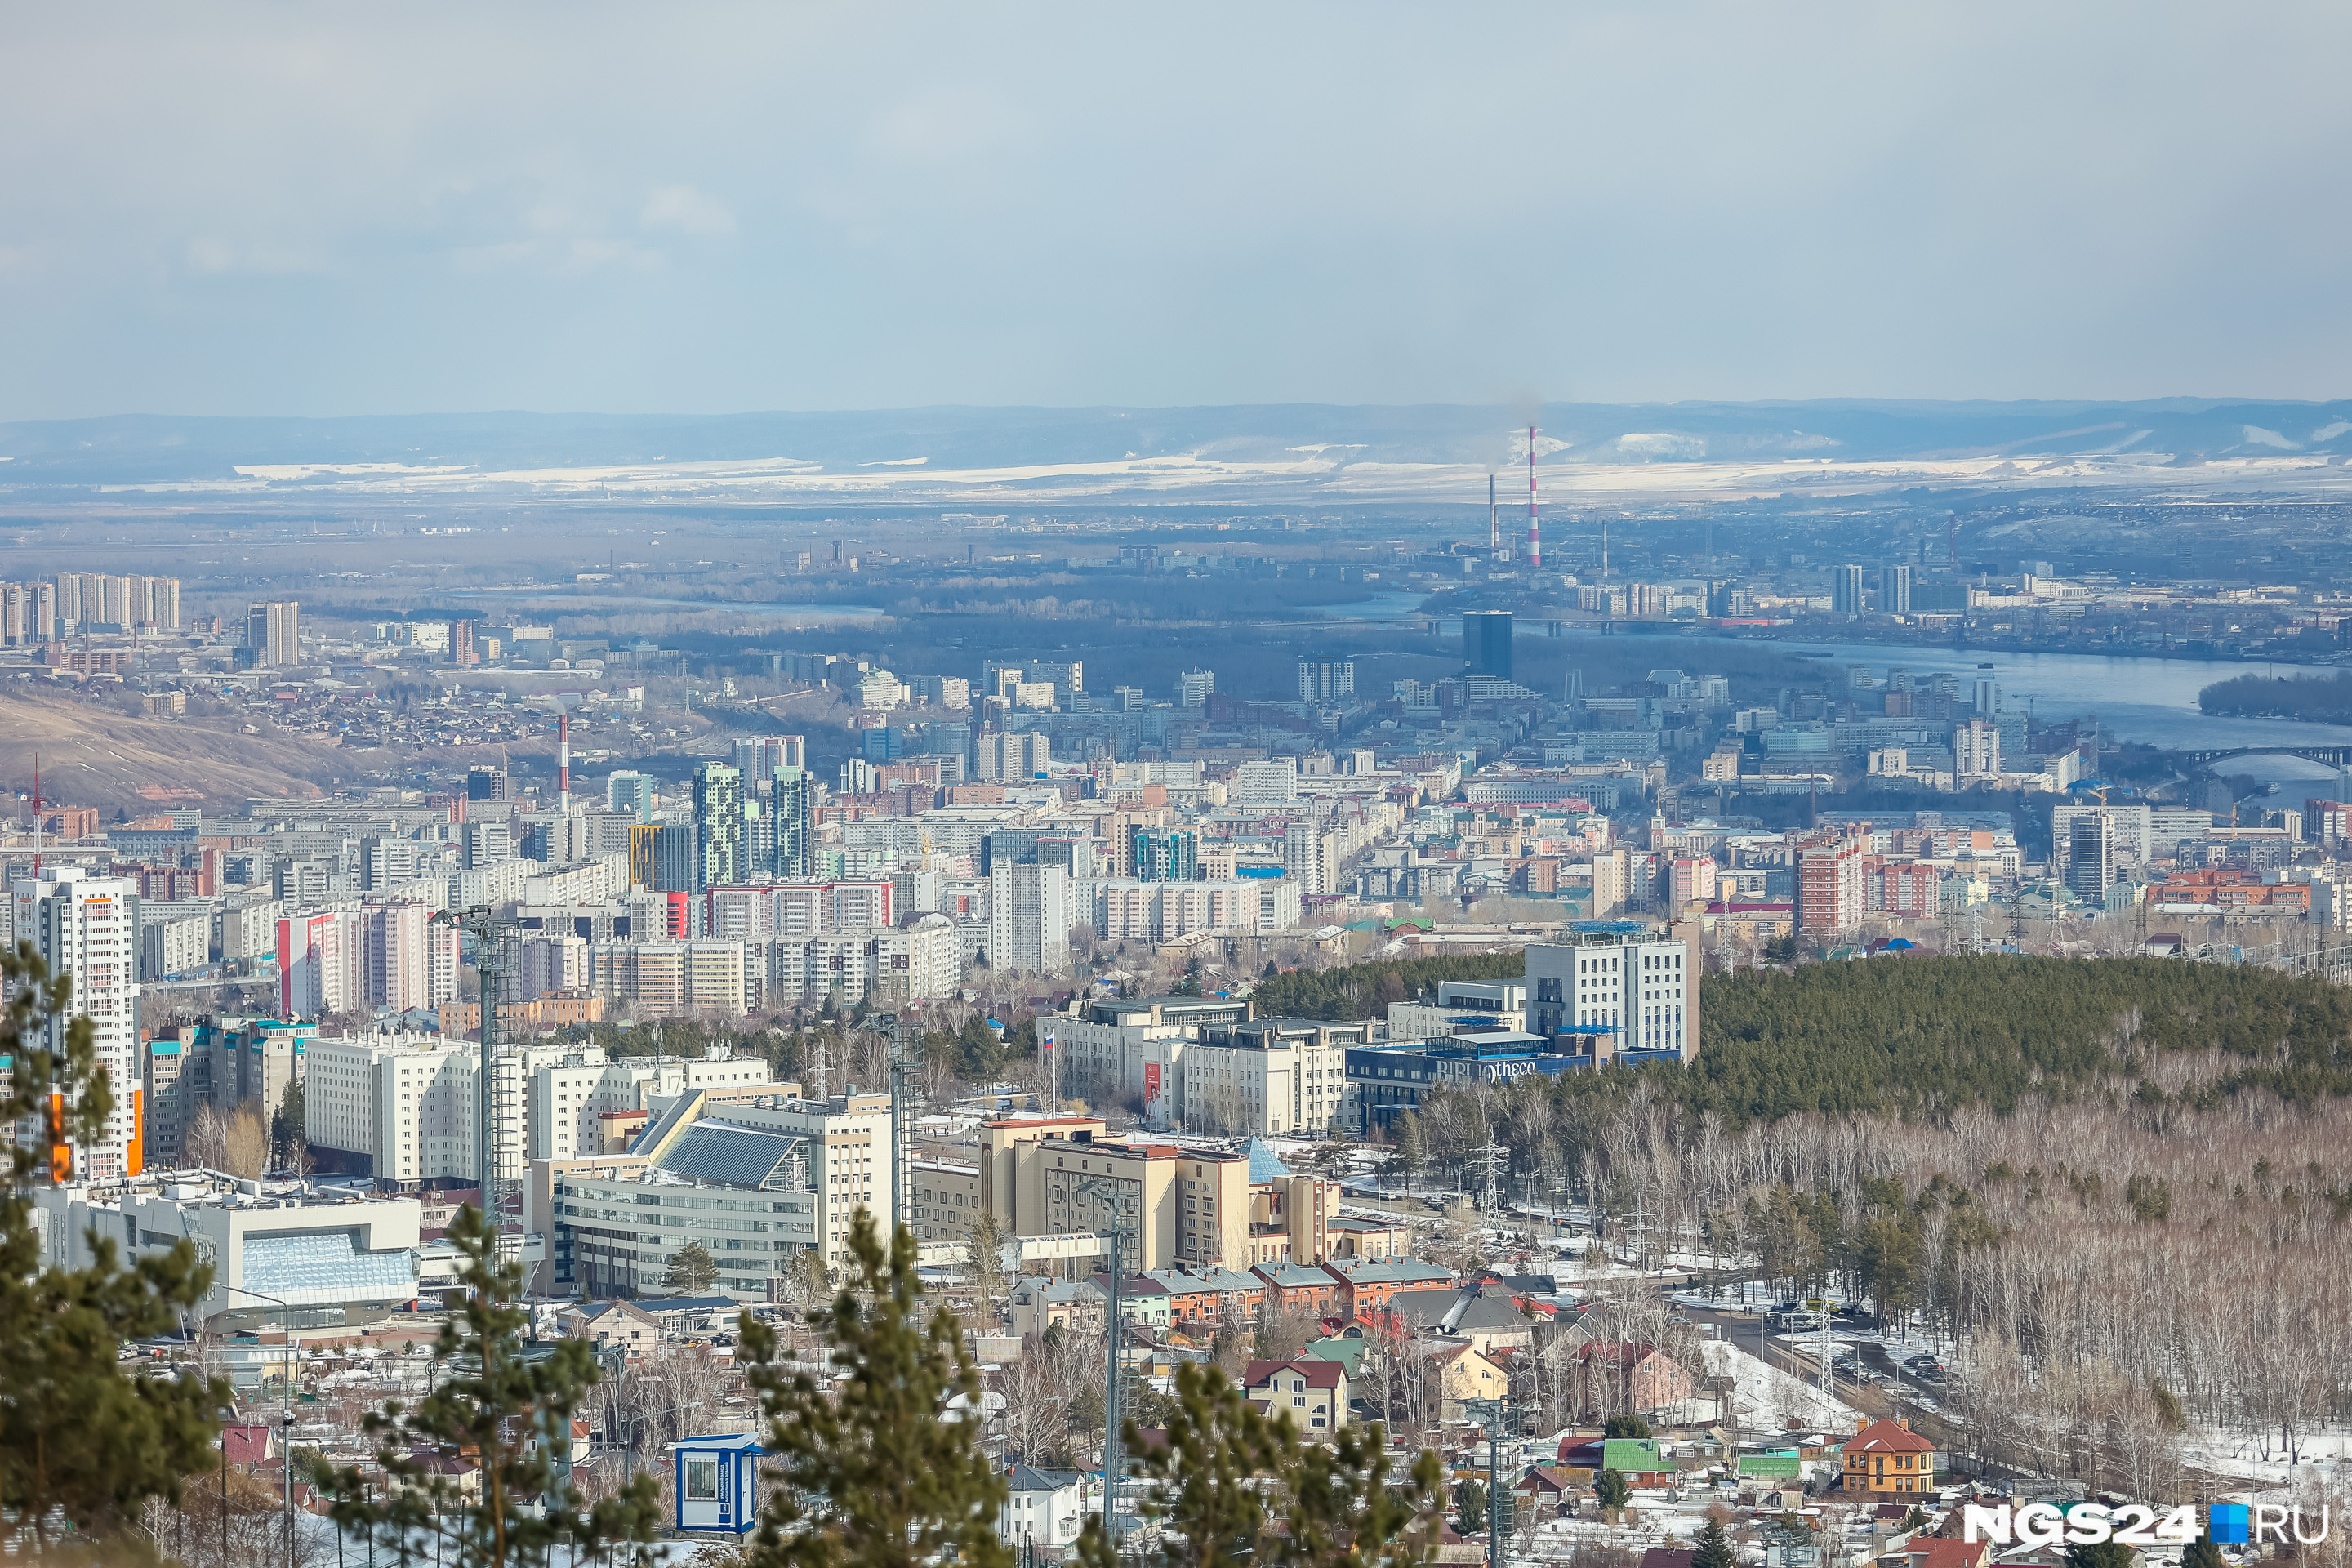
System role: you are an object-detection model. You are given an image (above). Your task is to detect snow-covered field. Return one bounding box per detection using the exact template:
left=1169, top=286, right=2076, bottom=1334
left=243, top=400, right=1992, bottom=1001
left=105, top=448, right=2352, bottom=507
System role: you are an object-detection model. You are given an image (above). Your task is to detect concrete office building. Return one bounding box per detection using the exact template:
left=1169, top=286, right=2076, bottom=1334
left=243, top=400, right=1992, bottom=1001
left=1049, top=995, right=1250, bottom=1125
left=1178, top=1019, right=1362, bottom=1138
left=38, top=1177, right=421, bottom=1331
left=1525, top=924, right=1700, bottom=1064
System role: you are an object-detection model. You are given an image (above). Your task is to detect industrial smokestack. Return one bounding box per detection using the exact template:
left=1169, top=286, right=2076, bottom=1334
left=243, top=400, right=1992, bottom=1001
left=558, top=713, right=571, bottom=814
left=1488, top=473, right=1499, bottom=551
left=1526, top=425, right=1542, bottom=568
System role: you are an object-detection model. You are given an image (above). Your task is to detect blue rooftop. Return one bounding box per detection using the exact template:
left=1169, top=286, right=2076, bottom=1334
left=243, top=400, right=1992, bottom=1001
left=1240, top=1137, right=1293, bottom=1182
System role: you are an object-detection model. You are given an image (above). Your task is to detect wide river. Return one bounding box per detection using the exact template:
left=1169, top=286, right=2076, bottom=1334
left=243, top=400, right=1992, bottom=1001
left=1323, top=600, right=2352, bottom=801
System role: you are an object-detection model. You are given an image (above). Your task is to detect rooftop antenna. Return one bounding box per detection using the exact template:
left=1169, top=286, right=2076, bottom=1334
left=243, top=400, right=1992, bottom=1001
left=1526, top=425, right=1543, bottom=568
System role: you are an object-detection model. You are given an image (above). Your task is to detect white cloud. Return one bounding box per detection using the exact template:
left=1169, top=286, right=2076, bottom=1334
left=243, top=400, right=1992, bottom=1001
left=640, top=185, right=735, bottom=238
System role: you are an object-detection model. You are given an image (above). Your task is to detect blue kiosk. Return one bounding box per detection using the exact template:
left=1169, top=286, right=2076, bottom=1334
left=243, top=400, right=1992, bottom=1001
left=670, top=1432, right=764, bottom=1535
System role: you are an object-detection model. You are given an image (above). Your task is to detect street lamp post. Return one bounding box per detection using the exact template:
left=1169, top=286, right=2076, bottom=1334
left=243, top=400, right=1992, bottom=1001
left=225, top=1285, right=297, bottom=1568
left=1464, top=1396, right=1514, bottom=1568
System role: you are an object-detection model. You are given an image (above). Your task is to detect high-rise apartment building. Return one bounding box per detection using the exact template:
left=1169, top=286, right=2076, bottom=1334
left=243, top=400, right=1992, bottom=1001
left=1282, top=819, right=1336, bottom=896
left=1956, top=717, right=2002, bottom=778
left=1177, top=668, right=1216, bottom=709
left=244, top=601, right=301, bottom=666
left=1971, top=664, right=2000, bottom=715
left=733, top=735, right=807, bottom=781
left=2065, top=812, right=2116, bottom=902
left=693, top=763, right=746, bottom=889
left=770, top=767, right=812, bottom=878
left=461, top=819, right=513, bottom=869
left=0, top=581, right=58, bottom=644
left=606, top=771, right=655, bottom=821
left=1463, top=610, right=1512, bottom=680
left=278, top=908, right=363, bottom=1018
left=1878, top=563, right=1913, bottom=614
left=1297, top=653, right=1356, bottom=704
left=988, top=861, right=1071, bottom=974
left=1131, top=827, right=1197, bottom=882
left=1831, top=564, right=1867, bottom=615
left=362, top=902, right=455, bottom=1011
left=1590, top=849, right=1630, bottom=920
left=11, top=868, right=143, bottom=1179
left=1795, top=835, right=1867, bottom=935
left=976, top=729, right=1051, bottom=782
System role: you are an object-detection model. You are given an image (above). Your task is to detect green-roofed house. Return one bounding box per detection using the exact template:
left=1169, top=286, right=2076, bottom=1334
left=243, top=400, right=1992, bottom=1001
left=1601, top=1437, right=1671, bottom=1487
left=1298, top=1334, right=1368, bottom=1377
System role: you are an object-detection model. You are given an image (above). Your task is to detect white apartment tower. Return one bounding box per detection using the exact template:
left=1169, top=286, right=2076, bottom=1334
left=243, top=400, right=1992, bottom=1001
left=11, top=869, right=143, bottom=1179
left=987, top=862, right=1071, bottom=975
left=278, top=909, right=363, bottom=1018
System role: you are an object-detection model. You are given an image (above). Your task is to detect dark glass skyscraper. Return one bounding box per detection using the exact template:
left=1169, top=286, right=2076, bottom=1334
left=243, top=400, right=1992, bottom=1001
left=1463, top=609, right=1512, bottom=681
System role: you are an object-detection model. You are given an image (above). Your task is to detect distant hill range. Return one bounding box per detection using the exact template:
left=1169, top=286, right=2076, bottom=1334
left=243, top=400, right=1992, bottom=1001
left=2, top=399, right=2349, bottom=489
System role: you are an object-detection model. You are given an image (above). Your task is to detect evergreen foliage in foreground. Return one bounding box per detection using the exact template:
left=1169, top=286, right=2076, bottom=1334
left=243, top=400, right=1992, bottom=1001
left=1073, top=1357, right=1443, bottom=1568
left=740, top=1210, right=1012, bottom=1568
left=322, top=1203, right=663, bottom=1568
left=0, top=943, right=226, bottom=1561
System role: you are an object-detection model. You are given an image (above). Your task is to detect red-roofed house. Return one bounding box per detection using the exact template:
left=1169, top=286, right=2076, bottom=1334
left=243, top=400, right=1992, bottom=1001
left=1243, top=1358, right=1349, bottom=1433
left=1842, top=1417, right=1937, bottom=1494
left=220, top=1424, right=276, bottom=1466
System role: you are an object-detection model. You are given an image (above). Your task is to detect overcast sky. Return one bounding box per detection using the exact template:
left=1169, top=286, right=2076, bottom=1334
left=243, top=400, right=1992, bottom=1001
left=2, top=2, right=2347, bottom=420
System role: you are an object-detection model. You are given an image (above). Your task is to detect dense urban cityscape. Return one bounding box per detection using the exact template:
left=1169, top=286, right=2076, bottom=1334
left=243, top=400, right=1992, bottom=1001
left=7, top=7, right=2352, bottom=1568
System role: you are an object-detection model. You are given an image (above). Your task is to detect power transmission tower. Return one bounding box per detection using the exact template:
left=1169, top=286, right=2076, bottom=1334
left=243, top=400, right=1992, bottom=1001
left=1477, top=1133, right=1508, bottom=1212
left=804, top=1030, right=831, bottom=1103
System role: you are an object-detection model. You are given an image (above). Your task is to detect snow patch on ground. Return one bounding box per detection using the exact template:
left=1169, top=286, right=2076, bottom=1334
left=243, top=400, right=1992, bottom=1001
left=1699, top=1339, right=1859, bottom=1432
left=2177, top=1425, right=2352, bottom=1486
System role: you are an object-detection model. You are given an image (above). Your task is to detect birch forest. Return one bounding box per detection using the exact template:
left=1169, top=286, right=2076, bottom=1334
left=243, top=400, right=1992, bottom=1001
left=1381, top=955, right=2352, bottom=1490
